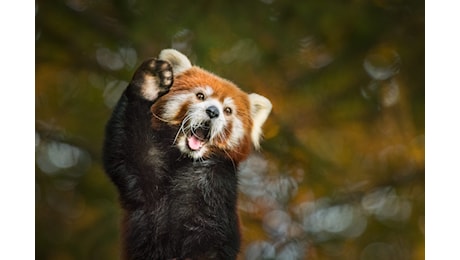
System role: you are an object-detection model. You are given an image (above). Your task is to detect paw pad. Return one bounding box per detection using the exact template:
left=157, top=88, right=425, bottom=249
left=130, top=58, right=175, bottom=100
left=154, top=60, right=174, bottom=89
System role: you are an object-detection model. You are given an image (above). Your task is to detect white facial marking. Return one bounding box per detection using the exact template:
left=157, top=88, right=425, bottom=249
left=162, top=92, right=195, bottom=120
left=228, top=117, right=244, bottom=149
left=219, top=97, right=243, bottom=149
left=222, top=97, right=234, bottom=110
left=203, top=86, right=214, bottom=97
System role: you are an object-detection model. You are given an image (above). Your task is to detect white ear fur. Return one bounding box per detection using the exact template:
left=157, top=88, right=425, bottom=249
left=159, top=49, right=192, bottom=75
left=249, top=93, right=272, bottom=149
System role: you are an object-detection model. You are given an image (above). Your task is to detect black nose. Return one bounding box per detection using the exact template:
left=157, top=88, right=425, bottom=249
left=206, top=105, right=220, bottom=119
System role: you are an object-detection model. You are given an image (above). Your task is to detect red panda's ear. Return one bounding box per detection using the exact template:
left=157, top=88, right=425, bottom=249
left=248, top=93, right=272, bottom=149
left=159, top=49, right=192, bottom=75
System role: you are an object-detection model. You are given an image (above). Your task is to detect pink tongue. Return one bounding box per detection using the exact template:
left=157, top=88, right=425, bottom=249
left=187, top=135, right=203, bottom=151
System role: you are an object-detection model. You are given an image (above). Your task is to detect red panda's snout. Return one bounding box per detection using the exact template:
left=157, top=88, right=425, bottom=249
left=150, top=49, right=272, bottom=162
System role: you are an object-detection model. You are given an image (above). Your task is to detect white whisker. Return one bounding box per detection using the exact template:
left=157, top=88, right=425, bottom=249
left=173, top=113, right=192, bottom=145
left=152, top=112, right=172, bottom=123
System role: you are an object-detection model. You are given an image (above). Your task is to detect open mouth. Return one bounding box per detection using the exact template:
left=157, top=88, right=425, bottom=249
left=186, top=124, right=211, bottom=151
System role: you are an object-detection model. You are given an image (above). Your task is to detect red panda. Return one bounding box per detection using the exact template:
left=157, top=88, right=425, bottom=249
left=103, top=49, right=272, bottom=260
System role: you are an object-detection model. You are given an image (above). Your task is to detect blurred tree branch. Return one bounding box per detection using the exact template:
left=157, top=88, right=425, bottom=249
left=36, top=120, right=102, bottom=162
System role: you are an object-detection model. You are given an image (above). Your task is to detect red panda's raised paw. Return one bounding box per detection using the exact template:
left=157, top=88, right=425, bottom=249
left=130, top=58, right=174, bottom=101
left=150, top=59, right=174, bottom=90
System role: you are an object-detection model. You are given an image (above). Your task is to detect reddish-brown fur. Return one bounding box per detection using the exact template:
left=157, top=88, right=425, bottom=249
left=151, top=67, right=253, bottom=163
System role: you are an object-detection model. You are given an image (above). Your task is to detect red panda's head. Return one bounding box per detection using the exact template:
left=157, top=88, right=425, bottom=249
left=151, top=49, right=272, bottom=163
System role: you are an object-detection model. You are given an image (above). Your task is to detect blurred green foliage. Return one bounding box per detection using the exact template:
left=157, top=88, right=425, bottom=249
left=36, top=0, right=424, bottom=259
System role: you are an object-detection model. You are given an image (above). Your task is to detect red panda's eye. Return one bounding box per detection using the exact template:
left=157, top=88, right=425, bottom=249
left=196, top=93, right=205, bottom=100
left=224, top=107, right=232, bottom=115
